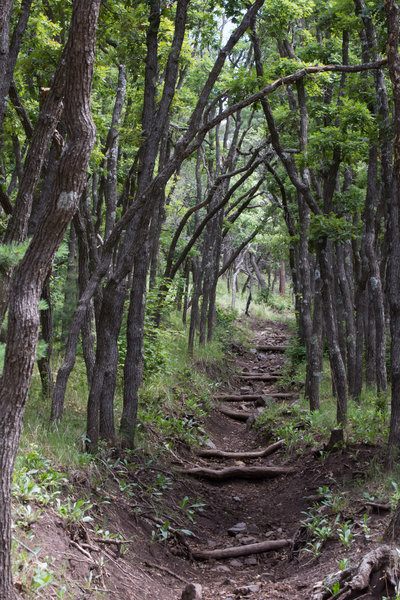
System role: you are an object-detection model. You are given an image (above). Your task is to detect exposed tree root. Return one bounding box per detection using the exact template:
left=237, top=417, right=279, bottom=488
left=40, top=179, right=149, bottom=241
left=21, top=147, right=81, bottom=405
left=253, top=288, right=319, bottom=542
left=365, top=501, right=391, bottom=512
left=312, top=545, right=400, bottom=600
left=219, top=406, right=255, bottom=421
left=192, top=538, right=291, bottom=560
left=239, top=373, right=280, bottom=381
left=256, top=345, right=287, bottom=352
left=196, top=439, right=284, bottom=459
left=178, top=465, right=294, bottom=481
left=214, top=393, right=296, bottom=401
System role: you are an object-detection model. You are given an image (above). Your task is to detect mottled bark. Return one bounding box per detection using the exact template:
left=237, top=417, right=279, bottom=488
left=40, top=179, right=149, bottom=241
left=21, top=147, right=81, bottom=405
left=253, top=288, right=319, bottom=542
left=188, top=259, right=202, bottom=356
left=317, top=239, right=348, bottom=425
left=336, top=243, right=357, bottom=396
left=120, top=244, right=149, bottom=447
left=37, top=276, right=54, bottom=399
left=104, top=65, right=126, bottom=241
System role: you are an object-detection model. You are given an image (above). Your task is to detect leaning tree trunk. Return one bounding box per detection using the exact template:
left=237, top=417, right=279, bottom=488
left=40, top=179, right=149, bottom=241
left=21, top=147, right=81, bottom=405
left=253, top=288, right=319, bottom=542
left=0, top=1, right=100, bottom=597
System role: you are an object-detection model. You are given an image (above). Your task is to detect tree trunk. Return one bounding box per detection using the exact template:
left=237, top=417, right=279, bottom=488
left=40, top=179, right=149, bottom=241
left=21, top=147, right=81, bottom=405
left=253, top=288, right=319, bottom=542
left=120, top=243, right=149, bottom=447
left=336, top=243, right=357, bottom=397
left=279, top=260, right=286, bottom=295
left=87, top=280, right=126, bottom=450
left=37, top=276, right=54, bottom=399
left=188, top=259, right=202, bottom=356
left=317, top=238, right=348, bottom=425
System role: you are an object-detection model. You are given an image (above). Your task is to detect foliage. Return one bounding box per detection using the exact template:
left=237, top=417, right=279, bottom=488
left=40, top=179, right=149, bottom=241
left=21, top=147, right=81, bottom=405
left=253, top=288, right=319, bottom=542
left=214, top=304, right=238, bottom=345
left=0, top=241, right=30, bottom=274
left=310, top=213, right=358, bottom=243
left=12, top=451, right=67, bottom=505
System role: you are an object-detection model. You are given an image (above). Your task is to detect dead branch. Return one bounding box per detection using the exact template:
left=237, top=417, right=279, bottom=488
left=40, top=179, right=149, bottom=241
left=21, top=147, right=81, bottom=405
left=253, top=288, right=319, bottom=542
left=192, top=538, right=290, bottom=560
left=365, top=501, right=391, bottom=512
left=144, top=560, right=189, bottom=584
left=239, top=374, right=280, bottom=381
left=196, top=439, right=284, bottom=459
left=219, top=406, right=255, bottom=421
left=178, top=465, right=294, bottom=481
left=215, top=392, right=296, bottom=401
left=215, top=393, right=263, bottom=401
left=256, top=345, right=287, bottom=352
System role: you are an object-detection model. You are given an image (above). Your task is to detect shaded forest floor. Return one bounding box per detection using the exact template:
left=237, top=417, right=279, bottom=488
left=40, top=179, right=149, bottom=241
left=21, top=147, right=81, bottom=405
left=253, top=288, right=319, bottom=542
left=14, top=318, right=395, bottom=599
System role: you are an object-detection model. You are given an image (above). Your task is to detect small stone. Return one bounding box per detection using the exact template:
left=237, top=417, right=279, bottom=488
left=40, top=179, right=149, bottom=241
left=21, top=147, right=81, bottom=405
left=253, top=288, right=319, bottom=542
left=240, top=536, right=258, bottom=545
left=260, top=572, right=273, bottom=582
left=233, top=496, right=242, bottom=502
left=204, top=439, right=217, bottom=449
left=247, top=524, right=260, bottom=534
left=264, top=531, right=274, bottom=538
left=207, top=540, right=218, bottom=548
left=181, top=583, right=202, bottom=600
left=228, top=522, right=247, bottom=536
left=229, top=559, right=242, bottom=567
left=234, top=584, right=260, bottom=595
left=243, top=557, right=257, bottom=566
left=240, top=387, right=251, bottom=393
left=212, top=565, right=230, bottom=573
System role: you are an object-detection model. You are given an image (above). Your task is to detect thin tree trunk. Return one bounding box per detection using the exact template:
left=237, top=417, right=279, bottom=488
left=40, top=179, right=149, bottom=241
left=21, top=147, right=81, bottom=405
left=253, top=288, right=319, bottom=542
left=317, top=238, right=348, bottom=425
left=279, top=260, right=285, bottom=295
left=120, top=243, right=149, bottom=447
left=37, top=275, right=54, bottom=399
left=336, top=243, right=357, bottom=396
left=188, top=260, right=202, bottom=356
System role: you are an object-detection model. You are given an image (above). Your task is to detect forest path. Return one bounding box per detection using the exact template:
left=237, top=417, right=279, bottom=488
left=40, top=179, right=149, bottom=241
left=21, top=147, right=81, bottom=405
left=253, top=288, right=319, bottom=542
left=173, top=318, right=389, bottom=600
left=178, top=317, right=311, bottom=599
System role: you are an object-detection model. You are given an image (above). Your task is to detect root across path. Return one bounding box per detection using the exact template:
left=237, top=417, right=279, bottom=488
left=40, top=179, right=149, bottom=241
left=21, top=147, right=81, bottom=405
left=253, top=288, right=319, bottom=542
left=167, top=317, right=396, bottom=600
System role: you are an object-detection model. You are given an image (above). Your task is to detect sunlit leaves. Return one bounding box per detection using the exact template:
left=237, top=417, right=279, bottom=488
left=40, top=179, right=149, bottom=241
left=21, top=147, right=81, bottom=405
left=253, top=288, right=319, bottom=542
left=261, top=0, right=315, bottom=38
left=310, top=213, right=358, bottom=243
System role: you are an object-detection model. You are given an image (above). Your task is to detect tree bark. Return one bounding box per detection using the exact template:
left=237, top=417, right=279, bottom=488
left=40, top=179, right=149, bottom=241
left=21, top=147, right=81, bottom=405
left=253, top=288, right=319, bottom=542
left=120, top=243, right=149, bottom=447
left=192, top=539, right=290, bottom=560
left=179, top=465, right=294, bottom=481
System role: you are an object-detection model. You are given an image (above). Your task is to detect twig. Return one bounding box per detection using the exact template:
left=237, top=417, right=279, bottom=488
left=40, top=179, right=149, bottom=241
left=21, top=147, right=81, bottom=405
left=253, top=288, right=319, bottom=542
left=102, top=549, right=142, bottom=583
left=144, top=560, right=189, bottom=584
left=69, top=539, right=94, bottom=562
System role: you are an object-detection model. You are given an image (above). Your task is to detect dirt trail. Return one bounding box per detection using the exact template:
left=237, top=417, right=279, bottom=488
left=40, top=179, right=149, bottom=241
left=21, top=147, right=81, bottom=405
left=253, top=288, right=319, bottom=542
left=170, top=318, right=389, bottom=600
left=177, top=318, right=306, bottom=599
left=31, top=318, right=389, bottom=600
